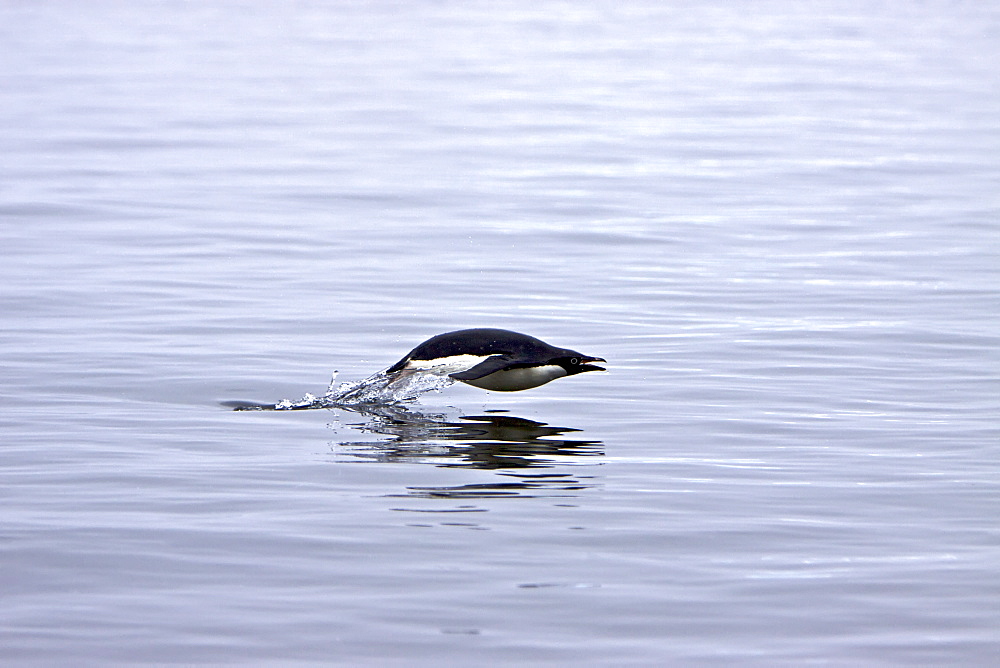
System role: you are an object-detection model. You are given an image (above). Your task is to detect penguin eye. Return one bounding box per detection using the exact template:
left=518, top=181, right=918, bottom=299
left=570, top=357, right=579, bottom=365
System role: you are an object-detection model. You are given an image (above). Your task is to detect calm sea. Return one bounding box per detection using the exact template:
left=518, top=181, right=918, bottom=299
left=3, top=2, right=999, bottom=665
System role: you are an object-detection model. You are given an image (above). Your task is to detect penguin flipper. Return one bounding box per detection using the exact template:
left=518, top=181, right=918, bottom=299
left=449, top=355, right=516, bottom=381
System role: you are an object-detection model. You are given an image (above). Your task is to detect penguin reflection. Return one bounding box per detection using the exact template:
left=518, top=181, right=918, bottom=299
left=337, top=407, right=603, bottom=471
left=334, top=408, right=603, bottom=499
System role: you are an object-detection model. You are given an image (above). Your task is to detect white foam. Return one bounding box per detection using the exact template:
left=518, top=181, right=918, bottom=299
left=274, top=366, right=460, bottom=409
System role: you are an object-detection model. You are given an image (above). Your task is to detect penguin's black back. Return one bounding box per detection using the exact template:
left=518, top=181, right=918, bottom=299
left=387, top=328, right=558, bottom=372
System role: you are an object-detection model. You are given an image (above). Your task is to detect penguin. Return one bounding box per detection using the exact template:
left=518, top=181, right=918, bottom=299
left=386, top=328, right=606, bottom=392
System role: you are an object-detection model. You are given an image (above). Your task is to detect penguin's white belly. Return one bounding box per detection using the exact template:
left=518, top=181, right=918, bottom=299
left=404, top=354, right=492, bottom=375
left=459, top=365, right=567, bottom=392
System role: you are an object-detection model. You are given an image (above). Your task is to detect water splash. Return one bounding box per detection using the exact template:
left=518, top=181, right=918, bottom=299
left=269, top=367, right=458, bottom=411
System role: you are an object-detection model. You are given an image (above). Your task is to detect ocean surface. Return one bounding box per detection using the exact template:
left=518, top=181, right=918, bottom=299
left=3, top=2, right=999, bottom=665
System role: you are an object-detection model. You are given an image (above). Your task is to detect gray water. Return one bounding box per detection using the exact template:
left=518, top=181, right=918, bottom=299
left=3, top=2, right=999, bottom=665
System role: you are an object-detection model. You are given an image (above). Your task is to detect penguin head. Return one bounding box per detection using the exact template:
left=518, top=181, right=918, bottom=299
left=555, top=352, right=606, bottom=377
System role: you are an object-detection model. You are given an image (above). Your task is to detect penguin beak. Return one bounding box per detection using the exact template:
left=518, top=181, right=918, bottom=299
left=580, top=356, right=606, bottom=371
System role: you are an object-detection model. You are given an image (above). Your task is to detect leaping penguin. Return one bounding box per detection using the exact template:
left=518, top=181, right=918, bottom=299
left=387, top=328, right=606, bottom=392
